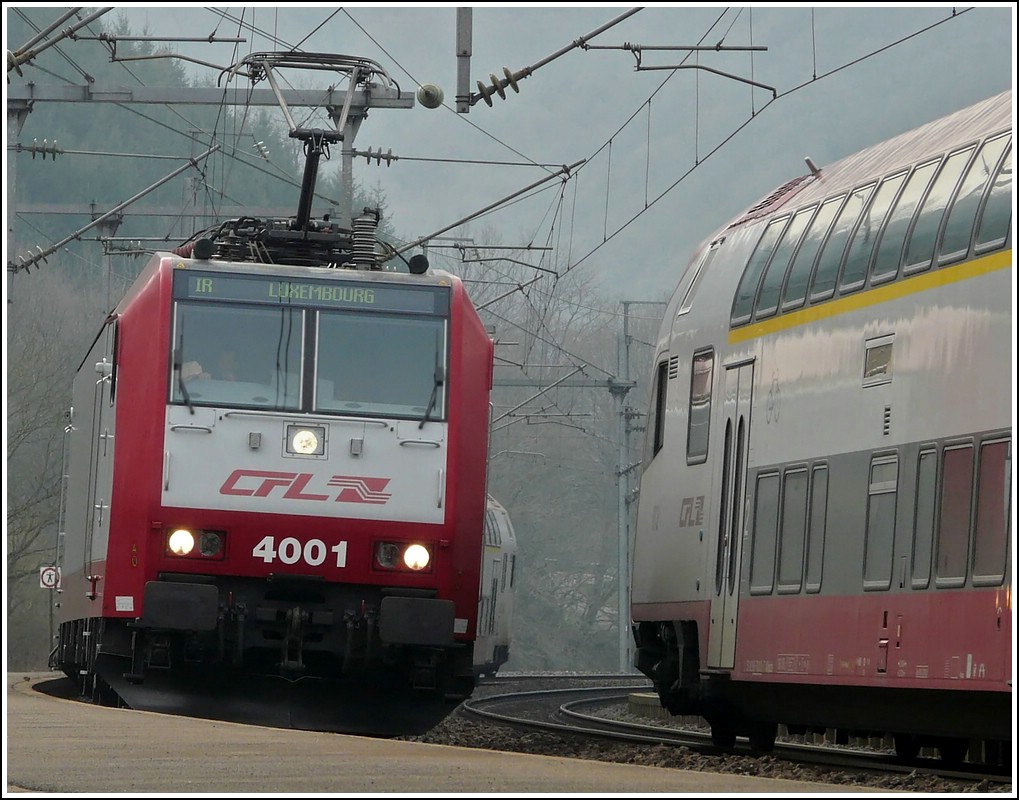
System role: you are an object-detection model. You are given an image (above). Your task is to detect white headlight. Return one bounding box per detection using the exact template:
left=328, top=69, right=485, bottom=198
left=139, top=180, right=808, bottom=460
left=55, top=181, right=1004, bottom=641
left=286, top=424, right=326, bottom=456
left=403, top=544, right=430, bottom=571
left=292, top=429, right=319, bottom=454
left=168, top=529, right=195, bottom=556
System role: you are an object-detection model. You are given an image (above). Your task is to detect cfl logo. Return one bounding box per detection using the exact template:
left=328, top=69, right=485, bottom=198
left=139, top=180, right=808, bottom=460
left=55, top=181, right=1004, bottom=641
left=220, top=470, right=392, bottom=504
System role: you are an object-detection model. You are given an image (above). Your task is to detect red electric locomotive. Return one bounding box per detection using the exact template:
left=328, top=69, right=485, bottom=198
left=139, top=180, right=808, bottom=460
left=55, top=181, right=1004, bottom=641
left=49, top=208, right=510, bottom=733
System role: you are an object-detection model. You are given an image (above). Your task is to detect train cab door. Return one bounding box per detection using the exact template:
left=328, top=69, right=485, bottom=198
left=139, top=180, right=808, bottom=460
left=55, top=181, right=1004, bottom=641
left=707, top=359, right=754, bottom=670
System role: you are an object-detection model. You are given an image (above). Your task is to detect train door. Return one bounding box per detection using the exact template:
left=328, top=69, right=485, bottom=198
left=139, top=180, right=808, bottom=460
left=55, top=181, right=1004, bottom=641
left=707, top=359, right=754, bottom=669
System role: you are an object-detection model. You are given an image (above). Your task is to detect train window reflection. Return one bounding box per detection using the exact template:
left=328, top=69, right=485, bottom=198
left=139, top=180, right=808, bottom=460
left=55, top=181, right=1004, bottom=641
left=939, top=134, right=1010, bottom=264
left=935, top=445, right=973, bottom=586
left=974, top=145, right=1012, bottom=253
left=315, top=312, right=447, bottom=420
left=910, top=449, right=937, bottom=589
left=731, top=217, right=788, bottom=324
left=777, top=468, right=808, bottom=592
left=781, top=196, right=843, bottom=310
left=972, top=439, right=1009, bottom=585
left=171, top=303, right=303, bottom=410
left=804, top=465, right=828, bottom=593
left=864, top=455, right=898, bottom=590
left=756, top=206, right=815, bottom=319
left=810, top=184, right=875, bottom=301
left=686, top=349, right=713, bottom=465
left=840, top=171, right=907, bottom=293
left=870, top=159, right=940, bottom=285
left=863, top=336, right=894, bottom=387
left=644, top=360, right=669, bottom=468
left=749, top=472, right=780, bottom=595
left=902, top=145, right=975, bottom=273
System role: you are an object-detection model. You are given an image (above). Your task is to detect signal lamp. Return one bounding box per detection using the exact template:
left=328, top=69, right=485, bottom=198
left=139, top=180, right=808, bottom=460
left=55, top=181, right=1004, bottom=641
left=166, top=528, right=226, bottom=560
left=374, top=541, right=433, bottom=573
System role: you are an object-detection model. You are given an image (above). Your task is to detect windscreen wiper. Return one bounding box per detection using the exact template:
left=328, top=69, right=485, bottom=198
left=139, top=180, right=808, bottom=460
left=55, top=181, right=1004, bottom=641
left=418, top=362, right=445, bottom=430
left=173, top=344, right=195, bottom=415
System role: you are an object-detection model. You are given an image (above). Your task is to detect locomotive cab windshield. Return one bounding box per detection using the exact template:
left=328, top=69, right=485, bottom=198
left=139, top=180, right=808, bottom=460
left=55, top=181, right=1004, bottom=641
left=168, top=267, right=450, bottom=421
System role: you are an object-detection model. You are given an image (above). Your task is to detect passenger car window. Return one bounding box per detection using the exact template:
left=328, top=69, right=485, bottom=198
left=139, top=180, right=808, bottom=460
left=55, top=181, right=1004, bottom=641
left=686, top=349, right=714, bottom=464
left=840, top=172, right=907, bottom=292
left=732, top=217, right=789, bottom=324
left=902, top=146, right=975, bottom=272
left=810, top=184, right=874, bottom=301
left=755, top=206, right=815, bottom=319
left=974, top=145, right=1012, bottom=252
left=938, top=133, right=1010, bottom=263
left=781, top=196, right=843, bottom=310
left=870, top=159, right=940, bottom=284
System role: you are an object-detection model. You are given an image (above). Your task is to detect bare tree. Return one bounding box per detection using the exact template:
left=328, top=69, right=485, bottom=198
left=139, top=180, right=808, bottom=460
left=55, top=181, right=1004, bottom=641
left=443, top=228, right=663, bottom=670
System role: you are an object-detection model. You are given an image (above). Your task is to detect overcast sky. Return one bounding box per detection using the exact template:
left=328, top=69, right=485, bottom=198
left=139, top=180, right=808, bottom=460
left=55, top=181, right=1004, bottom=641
left=10, top=4, right=1018, bottom=300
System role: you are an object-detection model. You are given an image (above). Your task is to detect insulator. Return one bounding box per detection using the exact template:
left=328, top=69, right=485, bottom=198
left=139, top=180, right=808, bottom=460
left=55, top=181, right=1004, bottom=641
left=503, top=67, right=519, bottom=93
left=362, top=147, right=395, bottom=166
left=476, top=79, right=493, bottom=107
left=491, top=74, right=506, bottom=100
left=351, top=211, right=379, bottom=270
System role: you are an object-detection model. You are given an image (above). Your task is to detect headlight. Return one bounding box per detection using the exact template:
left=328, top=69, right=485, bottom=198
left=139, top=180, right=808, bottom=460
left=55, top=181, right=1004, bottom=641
left=403, top=544, right=430, bottom=570
left=168, top=529, right=195, bottom=556
left=166, top=528, right=226, bottom=560
left=374, top=541, right=433, bottom=573
left=286, top=424, right=326, bottom=456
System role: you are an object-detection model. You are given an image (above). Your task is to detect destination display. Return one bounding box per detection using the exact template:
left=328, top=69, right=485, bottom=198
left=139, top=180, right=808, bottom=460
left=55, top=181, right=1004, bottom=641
left=174, top=270, right=449, bottom=314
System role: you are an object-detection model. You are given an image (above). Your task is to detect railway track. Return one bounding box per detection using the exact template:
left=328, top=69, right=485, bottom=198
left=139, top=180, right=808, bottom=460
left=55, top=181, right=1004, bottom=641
left=449, top=676, right=1011, bottom=792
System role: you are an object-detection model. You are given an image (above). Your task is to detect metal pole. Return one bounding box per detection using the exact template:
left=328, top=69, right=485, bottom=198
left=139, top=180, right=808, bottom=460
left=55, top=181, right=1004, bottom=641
left=615, top=324, right=630, bottom=673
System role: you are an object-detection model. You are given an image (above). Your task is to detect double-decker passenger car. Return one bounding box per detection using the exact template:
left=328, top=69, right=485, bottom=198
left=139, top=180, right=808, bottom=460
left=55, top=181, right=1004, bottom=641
left=630, top=90, right=1012, bottom=765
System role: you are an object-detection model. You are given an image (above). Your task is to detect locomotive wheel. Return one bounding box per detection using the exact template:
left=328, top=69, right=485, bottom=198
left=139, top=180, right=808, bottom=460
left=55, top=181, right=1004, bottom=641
left=936, top=737, right=969, bottom=766
left=893, top=733, right=920, bottom=761
left=710, top=722, right=737, bottom=749
left=748, top=720, right=777, bottom=754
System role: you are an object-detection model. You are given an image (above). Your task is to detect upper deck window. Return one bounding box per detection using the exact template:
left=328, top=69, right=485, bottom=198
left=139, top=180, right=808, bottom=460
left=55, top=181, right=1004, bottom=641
left=974, top=144, right=1012, bottom=252
left=731, top=217, right=789, bottom=324
left=902, top=145, right=975, bottom=273
left=781, top=196, right=843, bottom=311
left=809, top=183, right=875, bottom=301
left=939, top=133, right=1011, bottom=263
left=839, top=171, right=908, bottom=293
left=869, top=159, right=940, bottom=285
left=754, top=205, right=816, bottom=319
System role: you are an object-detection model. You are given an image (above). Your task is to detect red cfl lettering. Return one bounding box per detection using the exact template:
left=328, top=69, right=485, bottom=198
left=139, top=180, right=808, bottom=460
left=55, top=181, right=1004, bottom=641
left=220, top=469, right=326, bottom=500
left=219, top=470, right=390, bottom=504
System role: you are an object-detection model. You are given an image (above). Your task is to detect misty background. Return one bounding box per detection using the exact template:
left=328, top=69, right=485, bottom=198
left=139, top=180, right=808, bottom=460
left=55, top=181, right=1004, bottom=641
left=4, top=5, right=1015, bottom=674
